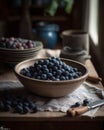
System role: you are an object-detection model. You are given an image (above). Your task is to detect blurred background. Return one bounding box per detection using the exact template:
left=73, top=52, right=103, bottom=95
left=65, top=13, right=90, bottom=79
left=0, top=0, right=104, bottom=85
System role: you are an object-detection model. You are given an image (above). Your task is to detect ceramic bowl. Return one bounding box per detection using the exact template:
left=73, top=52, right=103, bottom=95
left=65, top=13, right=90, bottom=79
left=14, top=58, right=88, bottom=97
left=0, top=41, right=43, bottom=65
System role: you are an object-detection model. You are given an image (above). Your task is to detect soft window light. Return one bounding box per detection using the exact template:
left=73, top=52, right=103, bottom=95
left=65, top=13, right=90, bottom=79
left=89, top=0, right=98, bottom=45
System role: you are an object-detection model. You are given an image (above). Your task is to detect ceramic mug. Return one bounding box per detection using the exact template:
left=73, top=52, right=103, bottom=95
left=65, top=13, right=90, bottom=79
left=61, top=30, right=90, bottom=63
left=61, top=30, right=89, bottom=53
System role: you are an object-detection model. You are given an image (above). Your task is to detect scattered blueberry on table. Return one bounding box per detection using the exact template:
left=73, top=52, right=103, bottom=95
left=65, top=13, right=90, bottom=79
left=0, top=100, right=4, bottom=111
left=70, top=98, right=90, bottom=108
left=71, top=102, right=81, bottom=108
left=83, top=98, right=90, bottom=106
left=20, top=57, right=82, bottom=81
left=0, top=91, right=38, bottom=114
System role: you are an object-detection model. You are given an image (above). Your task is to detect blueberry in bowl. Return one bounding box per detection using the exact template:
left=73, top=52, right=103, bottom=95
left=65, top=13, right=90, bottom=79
left=0, top=37, right=42, bottom=50
left=14, top=57, right=88, bottom=97
left=0, top=37, right=43, bottom=65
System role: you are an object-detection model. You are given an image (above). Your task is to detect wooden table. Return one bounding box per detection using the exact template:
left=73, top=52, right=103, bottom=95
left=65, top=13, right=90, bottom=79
left=0, top=60, right=104, bottom=130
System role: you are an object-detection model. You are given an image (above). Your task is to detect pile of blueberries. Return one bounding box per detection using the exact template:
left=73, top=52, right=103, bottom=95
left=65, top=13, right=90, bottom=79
left=70, top=99, right=90, bottom=108
left=20, top=57, right=82, bottom=81
left=0, top=91, right=38, bottom=114
left=0, top=37, right=37, bottom=49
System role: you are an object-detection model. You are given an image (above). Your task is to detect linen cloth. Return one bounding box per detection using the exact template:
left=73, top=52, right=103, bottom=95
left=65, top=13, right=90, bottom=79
left=0, top=80, right=104, bottom=117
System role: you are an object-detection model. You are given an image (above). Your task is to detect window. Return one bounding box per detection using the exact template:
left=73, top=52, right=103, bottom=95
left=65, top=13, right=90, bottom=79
left=89, top=0, right=98, bottom=45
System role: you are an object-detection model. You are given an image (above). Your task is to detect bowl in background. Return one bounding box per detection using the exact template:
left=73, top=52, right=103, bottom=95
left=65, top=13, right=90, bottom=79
left=0, top=40, right=43, bottom=65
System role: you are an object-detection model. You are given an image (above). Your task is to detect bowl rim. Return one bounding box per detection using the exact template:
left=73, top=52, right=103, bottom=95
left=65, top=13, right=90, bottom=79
left=14, top=57, right=89, bottom=83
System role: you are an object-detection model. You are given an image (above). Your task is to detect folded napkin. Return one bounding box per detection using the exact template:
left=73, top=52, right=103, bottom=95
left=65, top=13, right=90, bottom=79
left=35, top=49, right=61, bottom=59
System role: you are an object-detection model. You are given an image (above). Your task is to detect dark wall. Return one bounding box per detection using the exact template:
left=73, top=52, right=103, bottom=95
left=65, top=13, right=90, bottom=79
left=0, top=0, right=86, bottom=38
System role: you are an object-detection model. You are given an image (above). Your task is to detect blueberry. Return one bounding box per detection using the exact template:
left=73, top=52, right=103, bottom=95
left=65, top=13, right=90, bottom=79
left=43, top=64, right=47, bottom=69
left=38, top=70, right=42, bottom=74
left=50, top=76, right=56, bottom=81
left=32, top=106, right=38, bottom=113
left=48, top=62, right=54, bottom=68
left=49, top=68, right=53, bottom=73
left=53, top=71, right=57, bottom=76
left=0, top=100, right=4, bottom=111
left=61, top=68, right=65, bottom=72
left=36, top=75, right=41, bottom=80
left=15, top=105, right=24, bottom=113
left=36, top=64, right=42, bottom=70
left=4, top=104, right=11, bottom=111
left=68, top=73, right=73, bottom=79
left=75, top=102, right=81, bottom=107
left=23, top=102, right=29, bottom=107
left=47, top=73, right=53, bottom=78
left=12, top=100, right=18, bottom=107
left=20, top=68, right=28, bottom=75
left=23, top=106, right=29, bottom=113
left=73, top=67, right=78, bottom=72
left=53, top=66, right=58, bottom=71
left=71, top=69, right=75, bottom=73
left=65, top=76, right=69, bottom=80
left=71, top=102, right=80, bottom=108
left=43, top=68, right=49, bottom=73
left=60, top=76, right=66, bottom=80
left=55, top=75, right=60, bottom=79
left=55, top=57, right=60, bottom=61
left=4, top=100, right=12, bottom=106
left=2, top=42, right=6, bottom=47
left=43, top=59, right=49, bottom=65
left=53, top=60, right=60, bottom=66
left=18, top=102, right=23, bottom=107
left=29, top=66, right=35, bottom=73
left=58, top=60, right=62, bottom=65
left=28, top=101, right=35, bottom=109
left=83, top=99, right=89, bottom=106
left=72, top=73, right=79, bottom=79
left=37, top=60, right=44, bottom=65
left=33, top=72, right=38, bottom=77
left=26, top=72, right=31, bottom=77
left=57, top=70, right=62, bottom=75
left=41, top=74, right=47, bottom=80
left=63, top=71, right=69, bottom=76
